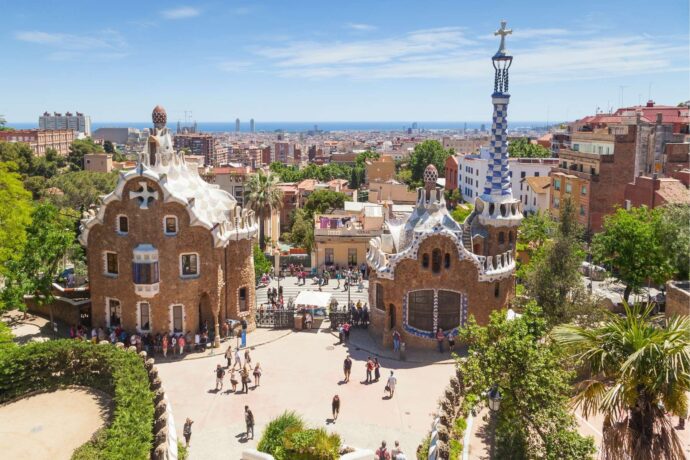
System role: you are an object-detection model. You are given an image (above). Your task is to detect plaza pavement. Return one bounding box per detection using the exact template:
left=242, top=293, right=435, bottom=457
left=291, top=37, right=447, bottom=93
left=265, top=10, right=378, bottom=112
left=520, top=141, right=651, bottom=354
left=256, top=275, right=370, bottom=308
left=156, top=326, right=456, bottom=459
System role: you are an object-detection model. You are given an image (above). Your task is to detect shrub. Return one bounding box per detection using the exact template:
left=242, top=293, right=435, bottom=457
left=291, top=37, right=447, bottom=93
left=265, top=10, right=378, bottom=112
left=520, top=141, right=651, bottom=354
left=258, top=412, right=340, bottom=460
left=177, top=440, right=189, bottom=460
left=0, top=340, right=154, bottom=460
left=257, top=411, right=304, bottom=457
left=417, top=435, right=431, bottom=460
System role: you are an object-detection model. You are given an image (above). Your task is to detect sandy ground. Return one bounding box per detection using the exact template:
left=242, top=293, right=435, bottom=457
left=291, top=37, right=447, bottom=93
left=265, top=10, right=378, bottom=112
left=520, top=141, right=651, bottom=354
left=157, top=327, right=455, bottom=459
left=0, top=388, right=111, bottom=460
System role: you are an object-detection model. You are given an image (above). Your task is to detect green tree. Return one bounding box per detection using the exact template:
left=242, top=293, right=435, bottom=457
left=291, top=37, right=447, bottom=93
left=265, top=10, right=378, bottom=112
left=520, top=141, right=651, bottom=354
left=0, top=141, right=34, bottom=175
left=2, top=203, right=78, bottom=312
left=245, top=170, right=283, bottom=250
left=444, top=188, right=462, bottom=208
left=523, top=199, right=591, bottom=325
left=450, top=203, right=473, bottom=224
left=406, top=140, right=452, bottom=188
left=23, top=176, right=47, bottom=199
left=508, top=138, right=551, bottom=158
left=354, top=150, right=379, bottom=167
left=518, top=209, right=556, bottom=250
left=592, top=206, right=673, bottom=302
left=45, top=170, right=118, bottom=210
left=253, top=244, right=273, bottom=281
left=461, top=304, right=596, bottom=459
left=554, top=303, right=690, bottom=460
left=67, top=138, right=104, bottom=170
left=103, top=140, right=115, bottom=154
left=657, top=204, right=690, bottom=280
left=0, top=163, right=32, bottom=276
left=303, top=189, right=350, bottom=216
left=283, top=209, right=315, bottom=253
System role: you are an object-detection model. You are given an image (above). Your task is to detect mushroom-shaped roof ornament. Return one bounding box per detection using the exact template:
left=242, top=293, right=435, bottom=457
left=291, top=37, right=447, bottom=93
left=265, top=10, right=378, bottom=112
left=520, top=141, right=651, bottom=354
left=152, top=105, right=167, bottom=129
left=423, top=164, right=438, bottom=191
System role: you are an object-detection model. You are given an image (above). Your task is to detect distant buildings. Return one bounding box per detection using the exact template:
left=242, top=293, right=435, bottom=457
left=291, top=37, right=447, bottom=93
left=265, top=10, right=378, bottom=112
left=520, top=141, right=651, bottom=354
left=365, top=156, right=396, bottom=184
left=249, top=118, right=255, bottom=133
left=93, top=127, right=143, bottom=145
left=84, top=153, right=113, bottom=173
left=521, top=176, right=552, bottom=214
left=39, top=111, right=91, bottom=136
left=0, top=129, right=74, bottom=156
left=235, top=118, right=240, bottom=133
left=173, top=133, right=228, bottom=166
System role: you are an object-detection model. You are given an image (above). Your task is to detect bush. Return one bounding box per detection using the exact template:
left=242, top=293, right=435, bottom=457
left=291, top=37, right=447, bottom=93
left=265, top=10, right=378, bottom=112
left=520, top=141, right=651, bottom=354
left=0, top=340, right=154, bottom=460
left=177, top=440, right=189, bottom=460
left=417, top=435, right=431, bottom=460
left=258, top=411, right=340, bottom=460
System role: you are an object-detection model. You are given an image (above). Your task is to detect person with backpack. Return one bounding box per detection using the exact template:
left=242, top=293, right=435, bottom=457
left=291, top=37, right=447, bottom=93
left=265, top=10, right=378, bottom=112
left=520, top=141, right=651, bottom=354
left=391, top=441, right=405, bottom=460
left=215, top=364, right=225, bottom=391
left=386, top=371, right=397, bottom=398
left=240, top=365, right=250, bottom=393
left=365, top=357, right=374, bottom=383
left=244, top=406, right=255, bottom=440
left=375, top=441, right=391, bottom=460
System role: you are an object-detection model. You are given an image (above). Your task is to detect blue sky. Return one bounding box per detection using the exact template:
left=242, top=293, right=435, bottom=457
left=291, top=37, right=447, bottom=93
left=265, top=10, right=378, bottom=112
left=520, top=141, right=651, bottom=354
left=1, top=0, right=688, bottom=123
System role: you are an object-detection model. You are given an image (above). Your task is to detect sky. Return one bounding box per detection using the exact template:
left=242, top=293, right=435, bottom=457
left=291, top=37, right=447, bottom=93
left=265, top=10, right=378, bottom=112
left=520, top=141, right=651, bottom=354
left=1, top=0, right=688, bottom=123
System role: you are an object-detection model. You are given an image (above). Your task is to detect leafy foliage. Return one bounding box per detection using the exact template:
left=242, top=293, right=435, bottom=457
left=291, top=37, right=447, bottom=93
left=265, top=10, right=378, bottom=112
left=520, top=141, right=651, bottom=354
left=0, top=163, right=32, bottom=276
left=67, top=138, right=104, bottom=170
left=656, top=204, right=690, bottom=280
left=518, top=210, right=556, bottom=249
left=245, top=170, right=283, bottom=250
left=258, top=411, right=340, bottom=460
left=460, top=304, right=596, bottom=459
left=0, top=141, right=34, bottom=174
left=253, top=244, right=273, bottom=280
left=0, top=340, right=154, bottom=460
left=0, top=322, right=15, bottom=350
left=283, top=209, right=315, bottom=253
left=508, top=138, right=551, bottom=158
left=450, top=204, right=473, bottom=224
left=404, top=140, right=453, bottom=188
left=1, top=203, right=79, bottom=312
left=45, top=170, right=118, bottom=210
left=554, top=303, right=690, bottom=460
left=592, top=206, right=674, bottom=302
left=303, top=189, right=350, bottom=216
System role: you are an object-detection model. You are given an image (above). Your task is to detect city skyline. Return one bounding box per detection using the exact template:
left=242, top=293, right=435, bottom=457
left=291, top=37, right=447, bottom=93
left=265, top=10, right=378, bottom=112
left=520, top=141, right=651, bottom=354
left=1, top=0, right=688, bottom=123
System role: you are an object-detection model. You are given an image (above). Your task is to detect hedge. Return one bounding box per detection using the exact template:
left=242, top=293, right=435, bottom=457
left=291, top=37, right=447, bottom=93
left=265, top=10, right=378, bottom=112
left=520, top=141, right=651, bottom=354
left=0, top=340, right=154, bottom=460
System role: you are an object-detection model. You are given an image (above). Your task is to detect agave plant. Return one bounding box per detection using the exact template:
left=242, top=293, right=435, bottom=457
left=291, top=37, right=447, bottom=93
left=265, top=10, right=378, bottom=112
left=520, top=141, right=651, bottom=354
left=553, top=303, right=690, bottom=460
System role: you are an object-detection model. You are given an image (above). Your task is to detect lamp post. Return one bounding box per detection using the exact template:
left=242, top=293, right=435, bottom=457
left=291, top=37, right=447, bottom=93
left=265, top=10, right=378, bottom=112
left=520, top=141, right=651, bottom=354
left=488, top=386, right=502, bottom=412
left=274, top=248, right=281, bottom=306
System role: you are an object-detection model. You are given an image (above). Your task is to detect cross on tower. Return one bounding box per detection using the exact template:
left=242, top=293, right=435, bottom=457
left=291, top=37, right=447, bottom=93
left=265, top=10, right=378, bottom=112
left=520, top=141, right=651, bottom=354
left=129, top=181, right=158, bottom=209
left=494, top=20, right=512, bottom=55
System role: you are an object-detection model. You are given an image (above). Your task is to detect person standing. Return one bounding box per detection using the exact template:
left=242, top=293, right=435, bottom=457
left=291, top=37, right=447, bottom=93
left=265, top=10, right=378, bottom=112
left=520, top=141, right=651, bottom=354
left=233, top=347, right=242, bottom=370
left=229, top=369, right=239, bottom=392
left=448, top=331, right=456, bottom=353
left=215, top=364, right=225, bottom=391
left=240, top=365, right=250, bottom=393
left=343, top=355, right=352, bottom=382
left=162, top=334, right=168, bottom=358
left=376, top=441, right=391, bottom=460
left=244, top=349, right=253, bottom=369
left=365, top=357, right=374, bottom=383
left=178, top=335, right=185, bottom=356
left=374, top=358, right=381, bottom=382
left=183, top=418, right=193, bottom=448
left=253, top=362, right=262, bottom=387
left=244, top=406, right=254, bottom=440
left=331, top=395, right=340, bottom=421
left=386, top=371, right=397, bottom=398
left=391, top=441, right=404, bottom=460
left=392, top=330, right=401, bottom=353
left=436, top=328, right=445, bottom=353
left=225, top=345, right=233, bottom=368
left=171, top=335, right=177, bottom=357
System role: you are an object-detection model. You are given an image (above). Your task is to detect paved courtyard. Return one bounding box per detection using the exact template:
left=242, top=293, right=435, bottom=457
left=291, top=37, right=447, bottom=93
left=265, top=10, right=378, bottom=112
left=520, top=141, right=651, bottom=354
left=157, top=326, right=455, bottom=459
left=256, top=275, right=370, bottom=308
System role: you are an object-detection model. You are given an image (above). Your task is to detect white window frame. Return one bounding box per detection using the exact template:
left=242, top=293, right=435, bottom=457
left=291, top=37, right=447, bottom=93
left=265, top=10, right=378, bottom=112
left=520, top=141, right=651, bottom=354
left=116, top=214, right=129, bottom=234
left=179, top=253, right=200, bottom=278
left=169, top=304, right=185, bottom=333
left=104, top=251, right=119, bottom=276
left=137, top=301, right=151, bottom=332
left=105, top=297, right=122, bottom=328
left=163, top=215, right=178, bottom=235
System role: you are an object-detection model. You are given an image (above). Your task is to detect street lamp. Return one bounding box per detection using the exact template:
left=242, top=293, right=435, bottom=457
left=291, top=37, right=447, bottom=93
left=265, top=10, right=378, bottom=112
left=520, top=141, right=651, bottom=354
left=274, top=248, right=281, bottom=305
left=488, top=386, right=502, bottom=412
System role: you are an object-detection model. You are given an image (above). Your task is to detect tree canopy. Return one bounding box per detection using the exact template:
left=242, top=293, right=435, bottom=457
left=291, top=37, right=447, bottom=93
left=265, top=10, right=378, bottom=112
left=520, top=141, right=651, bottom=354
left=656, top=204, right=690, bottom=280
left=405, top=140, right=453, bottom=188
left=67, top=138, right=104, bottom=170
left=592, top=206, right=674, bottom=302
left=508, top=138, right=551, bottom=158
left=460, top=304, right=595, bottom=459
left=303, top=189, right=350, bottom=216
left=0, top=163, right=33, bottom=276
left=245, top=170, right=283, bottom=250
left=45, top=170, right=119, bottom=211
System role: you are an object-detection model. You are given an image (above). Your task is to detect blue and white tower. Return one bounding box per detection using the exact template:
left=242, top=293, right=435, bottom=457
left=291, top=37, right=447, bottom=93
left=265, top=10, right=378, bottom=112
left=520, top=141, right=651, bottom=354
left=475, top=21, right=522, bottom=245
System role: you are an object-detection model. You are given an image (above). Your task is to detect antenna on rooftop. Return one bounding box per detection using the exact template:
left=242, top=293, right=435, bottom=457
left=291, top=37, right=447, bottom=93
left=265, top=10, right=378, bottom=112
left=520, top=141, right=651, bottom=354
left=619, top=85, right=627, bottom=108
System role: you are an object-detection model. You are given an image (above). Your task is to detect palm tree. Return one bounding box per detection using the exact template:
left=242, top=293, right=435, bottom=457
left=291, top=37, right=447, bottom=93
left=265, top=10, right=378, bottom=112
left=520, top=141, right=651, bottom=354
left=245, top=170, right=283, bottom=250
left=553, top=303, right=690, bottom=460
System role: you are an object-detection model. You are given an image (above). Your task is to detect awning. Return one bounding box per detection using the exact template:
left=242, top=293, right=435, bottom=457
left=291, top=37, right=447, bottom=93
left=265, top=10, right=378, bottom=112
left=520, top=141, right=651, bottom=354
left=294, top=291, right=333, bottom=308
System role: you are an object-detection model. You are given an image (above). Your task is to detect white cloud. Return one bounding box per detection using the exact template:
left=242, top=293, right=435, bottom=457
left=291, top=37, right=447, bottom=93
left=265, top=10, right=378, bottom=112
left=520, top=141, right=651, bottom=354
left=15, top=29, right=127, bottom=60
left=252, top=28, right=687, bottom=84
left=346, top=23, right=377, bottom=31
left=161, top=6, right=200, bottom=19
left=478, top=28, right=569, bottom=40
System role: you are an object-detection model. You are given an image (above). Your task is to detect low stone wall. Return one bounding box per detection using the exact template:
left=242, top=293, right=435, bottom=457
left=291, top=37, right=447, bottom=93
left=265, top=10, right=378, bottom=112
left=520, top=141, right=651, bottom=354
left=24, top=296, right=85, bottom=327
left=666, top=281, right=690, bottom=317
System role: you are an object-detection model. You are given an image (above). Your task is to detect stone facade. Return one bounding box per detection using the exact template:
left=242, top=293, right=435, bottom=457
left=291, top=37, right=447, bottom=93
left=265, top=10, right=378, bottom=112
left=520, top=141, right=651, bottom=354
left=666, top=281, right=690, bottom=318
left=80, top=106, right=257, bottom=341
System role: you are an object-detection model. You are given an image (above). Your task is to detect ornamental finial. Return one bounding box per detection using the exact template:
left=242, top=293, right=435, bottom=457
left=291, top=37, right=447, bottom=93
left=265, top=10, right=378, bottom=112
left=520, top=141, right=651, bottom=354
left=494, top=20, right=512, bottom=57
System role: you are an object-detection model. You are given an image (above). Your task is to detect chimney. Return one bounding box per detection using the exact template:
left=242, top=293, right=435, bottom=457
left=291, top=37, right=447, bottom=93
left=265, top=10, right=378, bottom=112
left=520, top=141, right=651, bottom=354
left=646, top=100, right=655, bottom=107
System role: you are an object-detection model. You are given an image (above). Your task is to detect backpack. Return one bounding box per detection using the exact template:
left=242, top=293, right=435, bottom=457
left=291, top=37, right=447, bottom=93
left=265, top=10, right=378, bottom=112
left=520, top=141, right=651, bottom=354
left=378, top=448, right=387, bottom=460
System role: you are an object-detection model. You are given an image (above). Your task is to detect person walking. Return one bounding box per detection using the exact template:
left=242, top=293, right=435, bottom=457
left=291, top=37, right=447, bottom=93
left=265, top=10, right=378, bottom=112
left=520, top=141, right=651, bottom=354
left=233, top=347, right=242, bottom=370
left=365, top=357, right=374, bottom=383
left=162, top=334, right=168, bottom=358
left=244, top=406, right=254, bottom=440
left=331, top=395, right=340, bottom=421
left=448, top=331, right=456, bottom=353
left=374, top=357, right=381, bottom=382
left=171, top=335, right=177, bottom=357
left=240, top=366, right=250, bottom=393
left=436, top=328, right=445, bottom=353
left=183, top=418, right=193, bottom=448
left=229, top=369, right=239, bottom=392
left=391, top=441, right=404, bottom=460
left=178, top=335, right=185, bottom=356
left=215, top=364, right=225, bottom=391
left=253, top=362, right=262, bottom=387
left=343, top=355, right=352, bottom=382
left=244, top=349, right=253, bottom=370
left=386, top=371, right=397, bottom=398
left=376, top=441, right=391, bottom=460
left=225, top=345, right=233, bottom=368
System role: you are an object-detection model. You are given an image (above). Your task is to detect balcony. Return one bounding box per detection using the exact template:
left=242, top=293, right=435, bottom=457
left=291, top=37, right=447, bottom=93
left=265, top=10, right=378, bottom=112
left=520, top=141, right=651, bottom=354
left=314, top=227, right=381, bottom=238
left=552, top=167, right=599, bottom=182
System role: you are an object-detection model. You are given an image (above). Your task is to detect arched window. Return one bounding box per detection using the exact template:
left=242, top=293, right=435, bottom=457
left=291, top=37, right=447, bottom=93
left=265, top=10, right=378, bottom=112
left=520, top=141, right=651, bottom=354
left=444, top=253, right=451, bottom=269
left=422, top=253, right=430, bottom=269
left=508, top=231, right=514, bottom=243
left=432, top=249, right=442, bottom=273
left=494, top=283, right=500, bottom=298
left=375, top=283, right=385, bottom=311
left=498, top=232, right=505, bottom=245
left=408, top=290, right=434, bottom=331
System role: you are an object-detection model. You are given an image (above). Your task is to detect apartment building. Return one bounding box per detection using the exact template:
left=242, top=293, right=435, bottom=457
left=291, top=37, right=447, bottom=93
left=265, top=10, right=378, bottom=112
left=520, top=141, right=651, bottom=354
left=0, top=129, right=74, bottom=156
left=173, top=133, right=228, bottom=166
left=39, top=111, right=91, bottom=136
